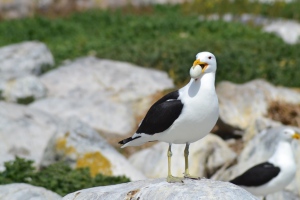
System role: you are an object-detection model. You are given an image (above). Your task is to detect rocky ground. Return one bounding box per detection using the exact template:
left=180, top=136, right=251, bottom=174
left=0, top=40, right=299, bottom=199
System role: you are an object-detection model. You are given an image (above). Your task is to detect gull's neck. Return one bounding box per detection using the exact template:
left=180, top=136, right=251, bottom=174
left=182, top=72, right=216, bottom=98
left=192, top=72, right=216, bottom=90
left=269, top=141, right=295, bottom=166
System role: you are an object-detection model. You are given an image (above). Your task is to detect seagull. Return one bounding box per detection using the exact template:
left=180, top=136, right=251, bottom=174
left=119, top=51, right=219, bottom=183
left=230, top=128, right=300, bottom=199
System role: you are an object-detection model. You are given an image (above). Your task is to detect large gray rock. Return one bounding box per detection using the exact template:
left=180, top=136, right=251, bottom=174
left=63, top=178, right=258, bottom=200
left=216, top=79, right=300, bottom=132
left=0, top=102, right=59, bottom=171
left=0, top=183, right=61, bottom=200
left=2, top=75, right=47, bottom=103
left=0, top=41, right=54, bottom=80
left=217, top=126, right=300, bottom=199
left=129, top=134, right=236, bottom=179
left=263, top=20, right=300, bottom=45
left=41, top=117, right=146, bottom=181
left=30, top=97, right=134, bottom=135
left=31, top=57, right=173, bottom=135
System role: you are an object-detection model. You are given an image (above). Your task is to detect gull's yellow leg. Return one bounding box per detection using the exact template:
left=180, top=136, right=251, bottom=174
left=166, top=143, right=183, bottom=183
left=184, top=143, right=200, bottom=179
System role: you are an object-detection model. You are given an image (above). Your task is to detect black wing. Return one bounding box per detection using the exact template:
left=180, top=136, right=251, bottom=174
left=136, top=90, right=183, bottom=135
left=230, top=162, right=280, bottom=187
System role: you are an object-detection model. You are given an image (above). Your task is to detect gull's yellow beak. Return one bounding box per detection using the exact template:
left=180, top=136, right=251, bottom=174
left=193, top=60, right=208, bottom=73
left=292, top=132, right=300, bottom=140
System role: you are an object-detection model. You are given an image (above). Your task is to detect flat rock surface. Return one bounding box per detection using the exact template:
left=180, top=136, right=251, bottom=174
left=63, top=178, right=257, bottom=200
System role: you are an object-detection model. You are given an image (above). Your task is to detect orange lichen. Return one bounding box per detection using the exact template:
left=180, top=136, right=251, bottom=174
left=55, top=132, right=76, bottom=155
left=76, top=152, right=112, bottom=177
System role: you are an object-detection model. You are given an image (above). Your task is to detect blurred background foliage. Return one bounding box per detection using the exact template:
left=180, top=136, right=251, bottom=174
left=0, top=3, right=299, bottom=87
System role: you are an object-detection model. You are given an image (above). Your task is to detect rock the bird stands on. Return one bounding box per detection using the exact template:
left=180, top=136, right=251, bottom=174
left=119, top=52, right=219, bottom=183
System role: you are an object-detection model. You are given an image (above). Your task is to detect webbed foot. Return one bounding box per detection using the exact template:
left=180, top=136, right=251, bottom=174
left=183, top=173, right=201, bottom=180
left=167, top=175, right=184, bottom=183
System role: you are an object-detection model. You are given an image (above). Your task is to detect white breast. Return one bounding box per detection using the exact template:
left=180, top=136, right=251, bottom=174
left=157, top=74, right=219, bottom=144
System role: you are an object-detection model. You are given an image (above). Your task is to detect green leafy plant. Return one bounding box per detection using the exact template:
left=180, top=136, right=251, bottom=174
left=0, top=157, right=130, bottom=196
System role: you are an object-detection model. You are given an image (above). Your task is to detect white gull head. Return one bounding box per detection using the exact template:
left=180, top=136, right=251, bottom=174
left=189, top=51, right=217, bottom=79
left=279, top=128, right=300, bottom=142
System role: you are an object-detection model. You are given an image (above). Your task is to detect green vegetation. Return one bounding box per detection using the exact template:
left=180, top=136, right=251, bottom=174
left=0, top=5, right=299, bottom=87
left=17, top=96, right=35, bottom=105
left=0, top=157, right=130, bottom=196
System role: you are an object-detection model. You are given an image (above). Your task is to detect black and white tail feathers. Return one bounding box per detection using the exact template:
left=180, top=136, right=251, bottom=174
left=118, top=136, right=141, bottom=147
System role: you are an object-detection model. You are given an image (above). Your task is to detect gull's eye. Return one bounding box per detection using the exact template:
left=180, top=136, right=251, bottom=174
left=208, top=56, right=212, bottom=59
left=200, top=64, right=205, bottom=69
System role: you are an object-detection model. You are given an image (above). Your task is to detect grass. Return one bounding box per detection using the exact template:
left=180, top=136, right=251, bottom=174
left=0, top=5, right=300, bottom=87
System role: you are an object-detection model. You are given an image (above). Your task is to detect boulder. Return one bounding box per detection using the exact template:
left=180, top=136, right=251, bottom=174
left=129, top=134, right=236, bottom=179
left=0, top=102, right=59, bottom=171
left=63, top=178, right=258, bottom=200
left=0, top=183, right=61, bottom=200
left=0, top=41, right=54, bottom=80
left=263, top=20, right=300, bottom=45
left=30, top=97, right=134, bottom=135
left=216, top=79, right=300, bottom=133
left=217, top=126, right=300, bottom=199
left=1, top=75, right=47, bottom=104
left=31, top=57, right=173, bottom=135
left=40, top=117, right=146, bottom=181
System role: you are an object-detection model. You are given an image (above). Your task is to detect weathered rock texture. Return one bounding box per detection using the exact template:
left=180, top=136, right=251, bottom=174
left=216, top=79, right=300, bottom=133
left=31, top=57, right=174, bottom=135
left=0, top=41, right=54, bottom=80
left=0, top=102, right=59, bottom=171
left=41, top=117, right=146, bottom=181
left=129, top=134, right=236, bottom=179
left=63, top=178, right=258, bottom=200
left=0, top=183, right=61, bottom=200
left=2, top=75, right=47, bottom=103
